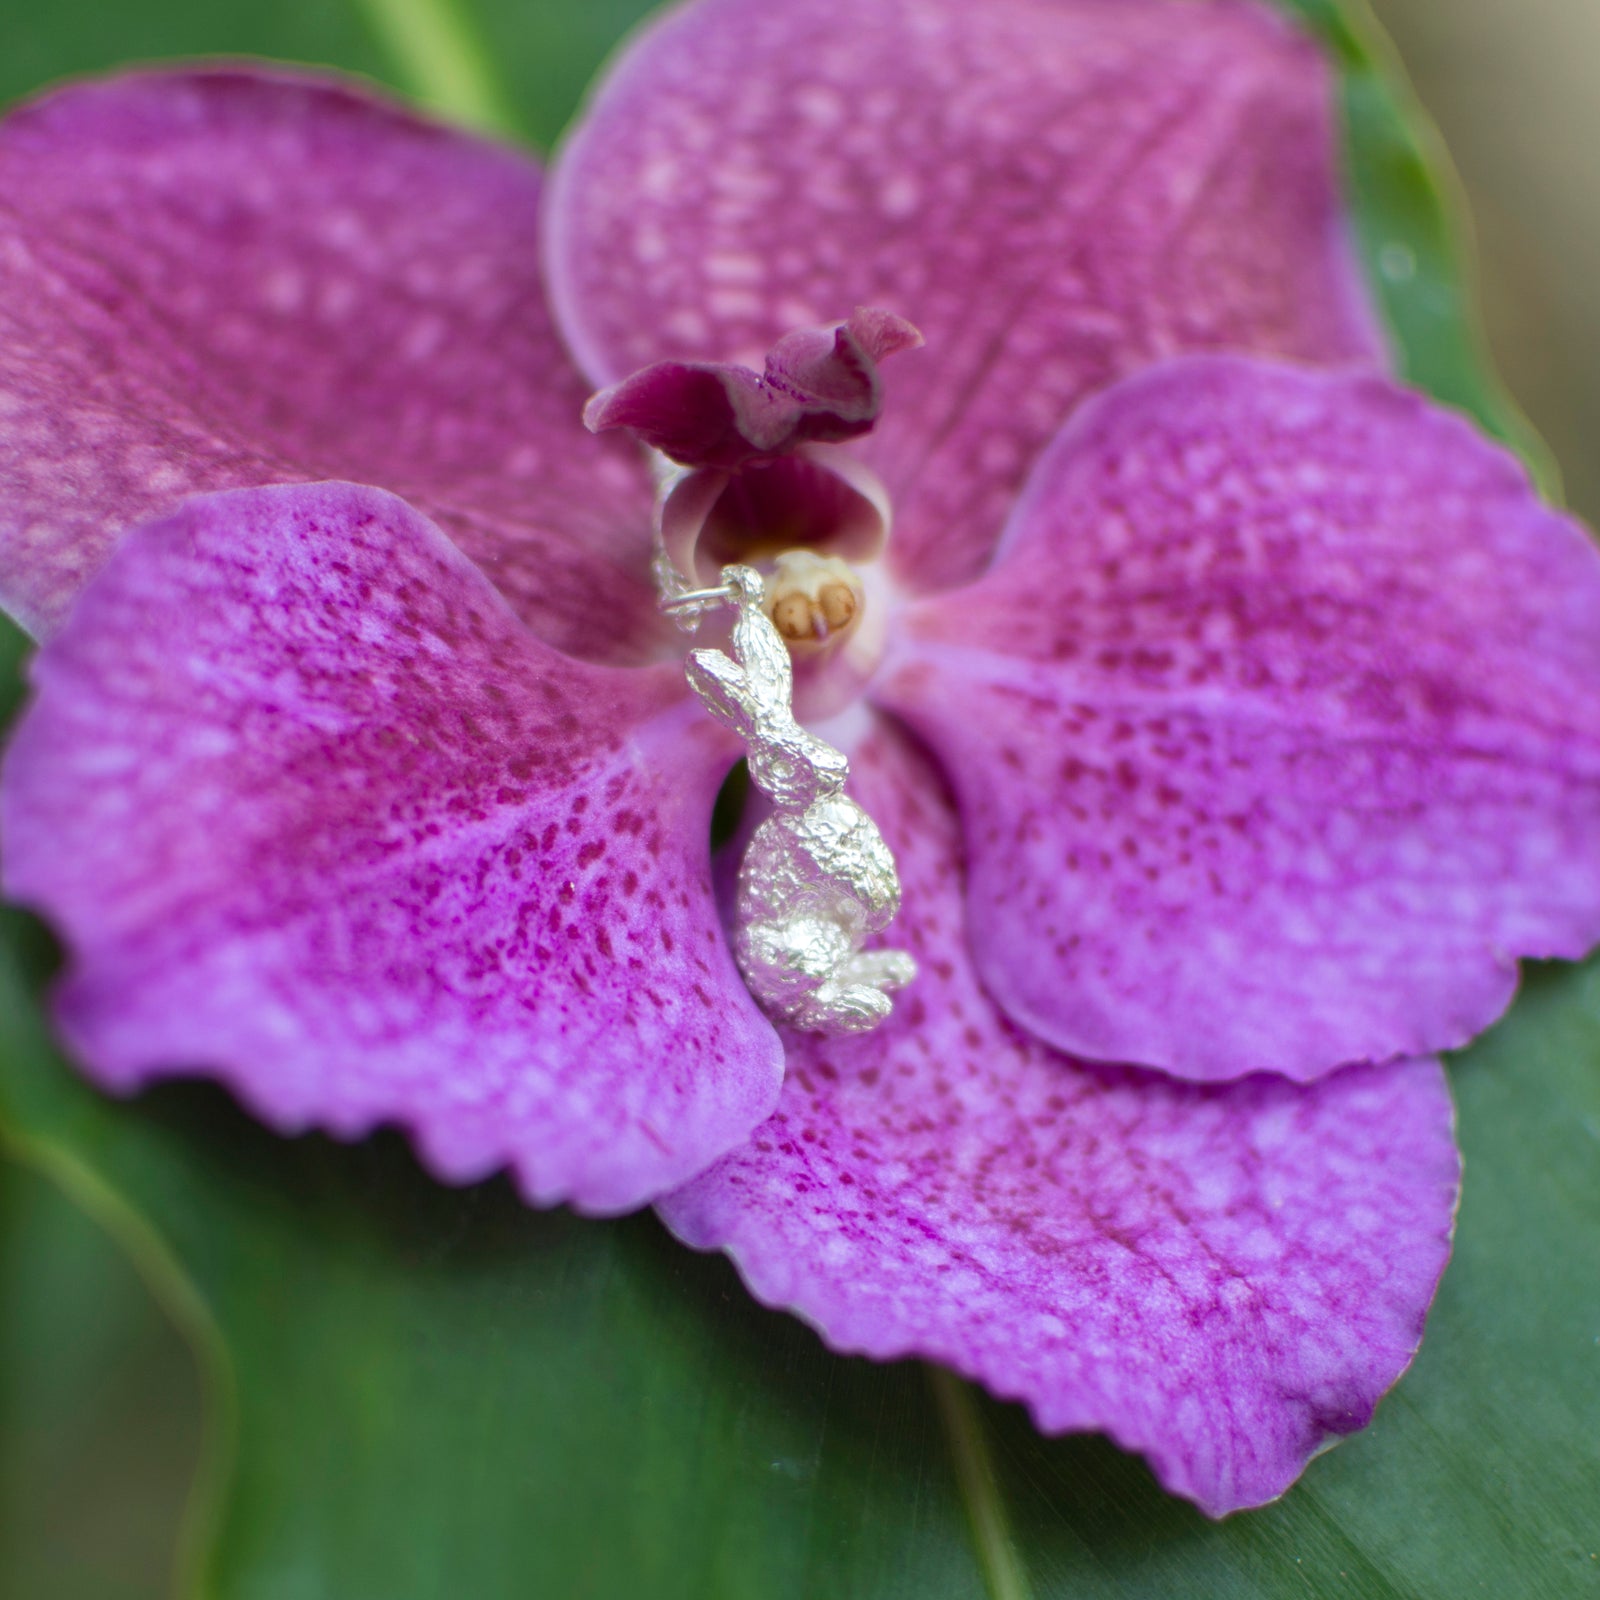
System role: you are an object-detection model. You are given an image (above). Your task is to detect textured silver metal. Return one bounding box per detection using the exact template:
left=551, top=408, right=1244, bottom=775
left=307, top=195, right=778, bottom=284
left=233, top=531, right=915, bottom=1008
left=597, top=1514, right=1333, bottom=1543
left=678, top=565, right=916, bottom=1034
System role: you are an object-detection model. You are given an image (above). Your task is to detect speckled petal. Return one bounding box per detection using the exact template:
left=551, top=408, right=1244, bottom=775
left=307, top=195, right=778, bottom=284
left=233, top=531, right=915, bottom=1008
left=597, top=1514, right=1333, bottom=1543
left=1, top=483, right=782, bottom=1213
left=659, top=721, right=1460, bottom=1517
left=0, top=67, right=661, bottom=661
left=878, top=357, right=1600, bottom=1081
left=546, top=0, right=1379, bottom=593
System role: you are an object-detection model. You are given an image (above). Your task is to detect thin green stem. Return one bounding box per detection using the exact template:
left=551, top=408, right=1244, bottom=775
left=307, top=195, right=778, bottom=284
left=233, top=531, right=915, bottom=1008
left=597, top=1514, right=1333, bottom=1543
left=0, top=1127, right=235, bottom=1600
left=350, top=0, right=522, bottom=138
left=928, top=1366, right=1034, bottom=1600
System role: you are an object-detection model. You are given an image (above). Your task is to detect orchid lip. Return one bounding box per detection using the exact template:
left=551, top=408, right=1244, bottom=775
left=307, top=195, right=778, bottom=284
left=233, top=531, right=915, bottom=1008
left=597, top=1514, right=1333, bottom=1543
left=654, top=446, right=899, bottom=722
left=659, top=444, right=892, bottom=588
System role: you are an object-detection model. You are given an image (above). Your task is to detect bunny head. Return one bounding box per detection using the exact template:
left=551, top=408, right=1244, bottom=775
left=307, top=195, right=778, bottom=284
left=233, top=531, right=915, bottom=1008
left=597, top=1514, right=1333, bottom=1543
left=749, top=724, right=849, bottom=807
left=686, top=645, right=849, bottom=806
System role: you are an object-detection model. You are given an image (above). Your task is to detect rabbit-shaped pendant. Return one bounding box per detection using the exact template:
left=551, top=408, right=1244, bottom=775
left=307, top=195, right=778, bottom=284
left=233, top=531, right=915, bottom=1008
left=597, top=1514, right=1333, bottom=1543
left=677, top=565, right=916, bottom=1034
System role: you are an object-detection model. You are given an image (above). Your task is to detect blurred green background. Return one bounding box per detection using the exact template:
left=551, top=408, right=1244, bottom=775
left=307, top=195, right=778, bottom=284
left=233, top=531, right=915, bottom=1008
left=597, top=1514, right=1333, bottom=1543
left=1, top=1, right=1598, bottom=1596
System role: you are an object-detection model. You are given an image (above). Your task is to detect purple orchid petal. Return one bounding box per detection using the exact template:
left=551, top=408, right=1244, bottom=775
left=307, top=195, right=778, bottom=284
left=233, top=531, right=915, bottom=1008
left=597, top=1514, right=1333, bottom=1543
left=585, top=306, right=922, bottom=469
left=1, top=482, right=784, bottom=1213
left=661, top=720, right=1459, bottom=1516
left=877, top=356, right=1600, bottom=1082
left=0, top=67, right=662, bottom=662
left=545, top=0, right=1380, bottom=594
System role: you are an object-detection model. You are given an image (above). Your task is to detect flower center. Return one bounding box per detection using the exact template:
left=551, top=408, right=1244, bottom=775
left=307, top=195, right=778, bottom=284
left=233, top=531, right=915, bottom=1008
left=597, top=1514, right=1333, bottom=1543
left=765, top=549, right=862, bottom=650
left=584, top=307, right=920, bottom=714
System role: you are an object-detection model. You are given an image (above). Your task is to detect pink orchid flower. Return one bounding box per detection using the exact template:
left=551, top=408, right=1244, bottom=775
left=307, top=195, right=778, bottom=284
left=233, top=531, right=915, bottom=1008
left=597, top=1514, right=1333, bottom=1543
left=5, top=0, right=1600, bottom=1518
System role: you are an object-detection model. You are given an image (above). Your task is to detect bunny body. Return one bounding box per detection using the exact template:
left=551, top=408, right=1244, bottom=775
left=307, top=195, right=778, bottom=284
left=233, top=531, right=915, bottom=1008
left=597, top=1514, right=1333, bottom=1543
left=685, top=566, right=915, bottom=1034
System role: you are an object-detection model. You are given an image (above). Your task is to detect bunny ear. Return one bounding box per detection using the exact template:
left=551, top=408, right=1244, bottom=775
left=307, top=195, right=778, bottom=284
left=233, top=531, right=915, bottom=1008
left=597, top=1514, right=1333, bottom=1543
left=730, top=599, right=794, bottom=714
left=686, top=647, right=759, bottom=736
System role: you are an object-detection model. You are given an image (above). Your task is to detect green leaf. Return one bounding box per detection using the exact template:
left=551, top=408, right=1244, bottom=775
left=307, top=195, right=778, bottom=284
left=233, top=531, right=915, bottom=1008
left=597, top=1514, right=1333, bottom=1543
left=0, top=0, right=392, bottom=110
left=4, top=905, right=1599, bottom=1598
left=1, top=0, right=1597, bottom=1596
left=0, top=906, right=988, bottom=1600
left=1276, top=0, right=1562, bottom=492
left=346, top=0, right=521, bottom=137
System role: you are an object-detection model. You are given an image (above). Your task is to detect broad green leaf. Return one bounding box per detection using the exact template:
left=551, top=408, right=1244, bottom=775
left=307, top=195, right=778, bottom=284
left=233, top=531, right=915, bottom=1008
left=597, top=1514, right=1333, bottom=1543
left=0, top=0, right=390, bottom=109
left=1277, top=0, right=1560, bottom=490
left=0, top=906, right=986, bottom=1600
left=0, top=0, right=1597, bottom=1596
left=3, top=903, right=1599, bottom=1598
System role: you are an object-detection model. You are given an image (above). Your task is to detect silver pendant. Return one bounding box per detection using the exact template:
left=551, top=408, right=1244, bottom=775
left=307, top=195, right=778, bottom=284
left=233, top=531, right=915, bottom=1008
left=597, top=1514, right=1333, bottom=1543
left=666, top=565, right=915, bottom=1034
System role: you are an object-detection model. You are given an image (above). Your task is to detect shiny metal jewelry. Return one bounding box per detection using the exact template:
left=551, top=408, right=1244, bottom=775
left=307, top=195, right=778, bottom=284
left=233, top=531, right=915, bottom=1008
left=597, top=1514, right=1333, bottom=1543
left=663, top=565, right=916, bottom=1034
